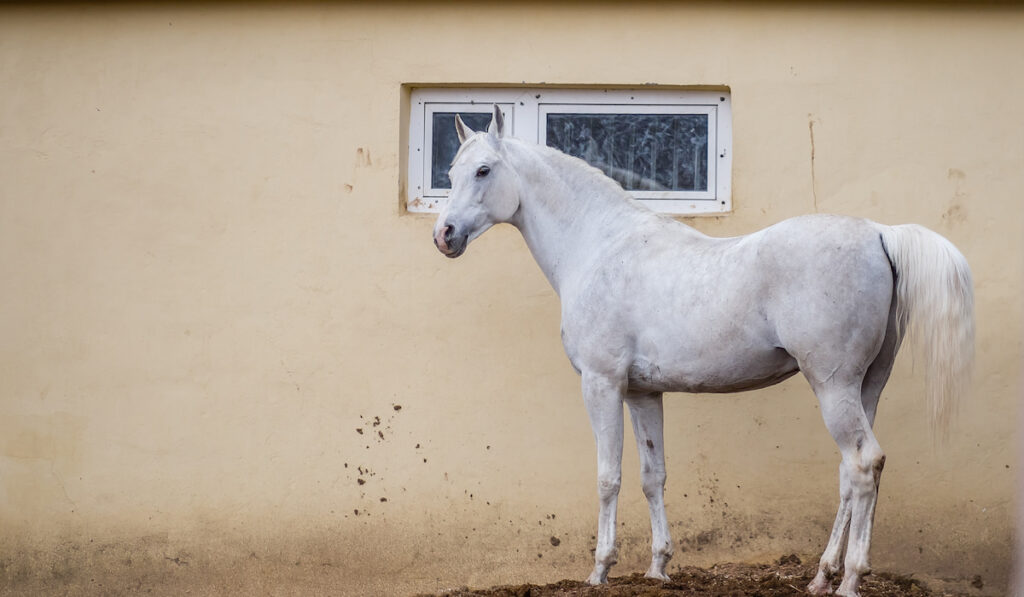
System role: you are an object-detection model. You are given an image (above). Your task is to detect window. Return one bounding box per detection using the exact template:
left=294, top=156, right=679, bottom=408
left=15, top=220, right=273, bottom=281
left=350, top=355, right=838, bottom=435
left=407, top=88, right=732, bottom=214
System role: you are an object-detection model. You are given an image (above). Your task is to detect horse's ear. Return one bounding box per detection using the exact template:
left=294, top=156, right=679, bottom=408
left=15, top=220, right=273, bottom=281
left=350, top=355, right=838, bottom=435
left=455, top=114, right=474, bottom=145
left=487, top=104, right=505, bottom=139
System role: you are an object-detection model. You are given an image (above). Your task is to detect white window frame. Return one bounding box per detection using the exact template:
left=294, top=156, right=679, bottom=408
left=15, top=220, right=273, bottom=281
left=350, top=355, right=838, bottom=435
left=407, top=87, right=732, bottom=215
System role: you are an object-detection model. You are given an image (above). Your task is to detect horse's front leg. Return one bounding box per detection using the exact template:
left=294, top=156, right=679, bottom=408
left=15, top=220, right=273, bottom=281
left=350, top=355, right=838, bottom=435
left=625, top=391, right=673, bottom=581
left=582, top=372, right=625, bottom=585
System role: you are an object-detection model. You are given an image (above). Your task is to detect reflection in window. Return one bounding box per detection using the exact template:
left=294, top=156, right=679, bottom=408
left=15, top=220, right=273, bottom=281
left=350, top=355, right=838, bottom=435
left=431, top=112, right=493, bottom=189
left=546, top=113, right=708, bottom=192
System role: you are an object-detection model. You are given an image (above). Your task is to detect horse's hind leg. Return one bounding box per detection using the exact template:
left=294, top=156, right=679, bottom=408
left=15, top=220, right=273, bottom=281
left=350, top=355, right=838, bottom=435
left=808, top=365, right=898, bottom=594
left=809, top=380, right=887, bottom=597
left=809, top=297, right=901, bottom=595
left=625, top=391, right=673, bottom=580
left=835, top=421, right=885, bottom=597
left=808, top=462, right=852, bottom=594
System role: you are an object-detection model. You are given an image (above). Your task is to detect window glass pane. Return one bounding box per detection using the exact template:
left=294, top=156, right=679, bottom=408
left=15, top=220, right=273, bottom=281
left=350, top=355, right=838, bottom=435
left=545, top=113, right=708, bottom=192
left=431, top=112, right=493, bottom=189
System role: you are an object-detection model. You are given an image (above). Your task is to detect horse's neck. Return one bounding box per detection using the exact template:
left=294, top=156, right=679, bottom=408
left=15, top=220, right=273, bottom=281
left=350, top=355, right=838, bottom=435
left=505, top=141, right=681, bottom=294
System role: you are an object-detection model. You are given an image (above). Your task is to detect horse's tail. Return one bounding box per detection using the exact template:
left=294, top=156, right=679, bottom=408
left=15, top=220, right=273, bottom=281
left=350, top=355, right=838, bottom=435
left=878, top=224, right=974, bottom=438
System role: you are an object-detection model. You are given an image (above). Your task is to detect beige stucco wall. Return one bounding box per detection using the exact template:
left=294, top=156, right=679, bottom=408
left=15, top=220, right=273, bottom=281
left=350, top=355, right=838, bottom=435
left=1, top=3, right=1021, bottom=595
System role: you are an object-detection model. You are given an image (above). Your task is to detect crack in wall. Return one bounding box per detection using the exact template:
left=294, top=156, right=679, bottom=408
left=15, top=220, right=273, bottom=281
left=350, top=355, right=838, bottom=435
left=808, top=115, right=819, bottom=212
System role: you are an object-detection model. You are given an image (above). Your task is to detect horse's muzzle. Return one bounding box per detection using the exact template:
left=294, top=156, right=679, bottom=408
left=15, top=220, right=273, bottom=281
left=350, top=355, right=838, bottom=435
left=434, top=224, right=467, bottom=258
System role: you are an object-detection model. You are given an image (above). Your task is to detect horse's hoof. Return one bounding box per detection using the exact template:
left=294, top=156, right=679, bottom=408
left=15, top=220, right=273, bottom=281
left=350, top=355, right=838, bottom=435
left=586, top=570, right=608, bottom=585
left=807, top=573, right=833, bottom=595
left=644, top=570, right=670, bottom=582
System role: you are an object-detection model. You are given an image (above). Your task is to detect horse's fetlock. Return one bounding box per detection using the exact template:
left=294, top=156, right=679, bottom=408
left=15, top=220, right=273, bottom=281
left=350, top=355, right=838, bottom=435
left=845, top=555, right=871, bottom=578
left=653, top=540, right=674, bottom=559
left=818, top=559, right=840, bottom=577
left=595, top=545, right=618, bottom=567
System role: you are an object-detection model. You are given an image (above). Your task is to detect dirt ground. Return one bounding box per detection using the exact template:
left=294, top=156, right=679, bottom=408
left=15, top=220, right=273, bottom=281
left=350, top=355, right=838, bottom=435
left=420, top=555, right=975, bottom=597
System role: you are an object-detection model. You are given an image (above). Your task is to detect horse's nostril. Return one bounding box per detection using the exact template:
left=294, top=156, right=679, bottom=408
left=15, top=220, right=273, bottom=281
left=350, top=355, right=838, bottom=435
left=443, top=226, right=454, bottom=244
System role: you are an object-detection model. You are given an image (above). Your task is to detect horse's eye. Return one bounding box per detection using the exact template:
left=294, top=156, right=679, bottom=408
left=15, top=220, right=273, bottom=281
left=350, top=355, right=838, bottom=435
left=476, top=165, right=491, bottom=178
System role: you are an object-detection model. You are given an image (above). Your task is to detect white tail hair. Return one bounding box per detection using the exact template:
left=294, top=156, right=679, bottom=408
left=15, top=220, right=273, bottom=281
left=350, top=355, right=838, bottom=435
left=879, top=224, right=975, bottom=437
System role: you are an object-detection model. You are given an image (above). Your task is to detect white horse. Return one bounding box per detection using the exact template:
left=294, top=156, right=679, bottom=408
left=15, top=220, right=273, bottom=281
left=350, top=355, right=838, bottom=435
left=431, top=106, right=973, bottom=597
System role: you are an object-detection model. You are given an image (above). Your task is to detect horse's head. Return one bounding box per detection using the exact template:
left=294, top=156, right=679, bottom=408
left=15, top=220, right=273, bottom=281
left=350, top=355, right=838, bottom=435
left=433, top=105, right=519, bottom=258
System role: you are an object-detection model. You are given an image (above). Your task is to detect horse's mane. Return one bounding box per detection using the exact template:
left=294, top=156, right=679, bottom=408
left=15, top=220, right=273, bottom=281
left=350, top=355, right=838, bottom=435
left=507, top=138, right=641, bottom=210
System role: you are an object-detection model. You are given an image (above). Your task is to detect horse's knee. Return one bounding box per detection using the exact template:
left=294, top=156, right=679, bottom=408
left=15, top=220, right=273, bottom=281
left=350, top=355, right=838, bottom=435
left=597, top=475, right=621, bottom=501
left=641, top=469, right=666, bottom=499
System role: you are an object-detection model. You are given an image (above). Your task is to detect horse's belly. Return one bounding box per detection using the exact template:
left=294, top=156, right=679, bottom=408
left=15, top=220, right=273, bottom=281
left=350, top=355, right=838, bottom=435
left=626, top=348, right=799, bottom=394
